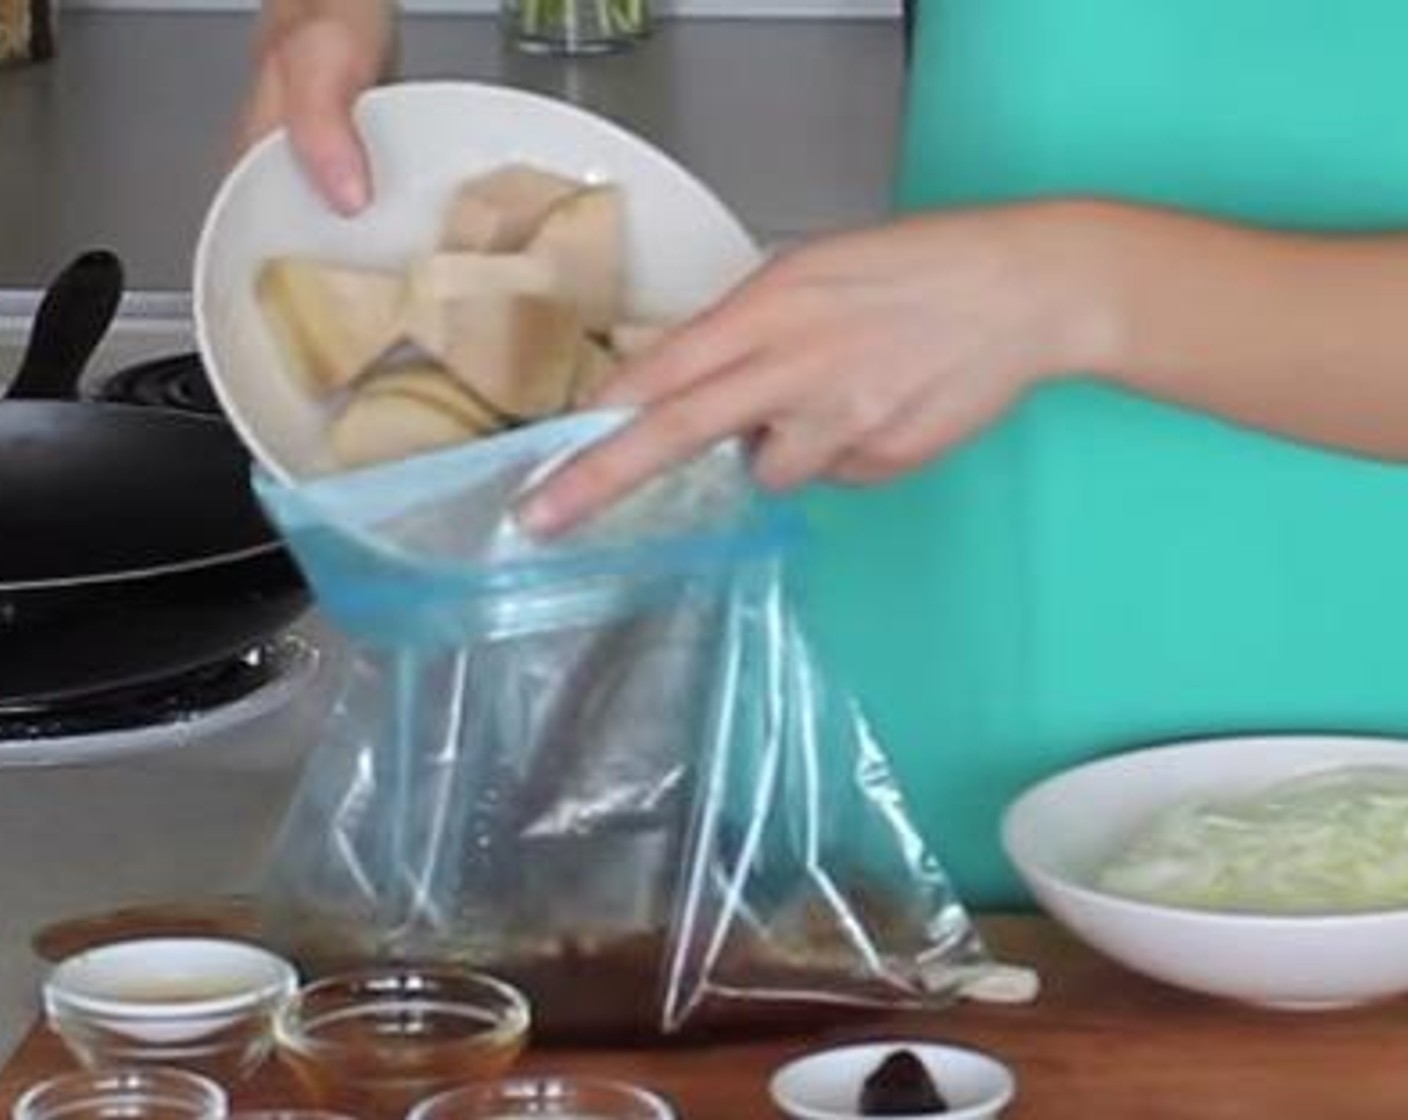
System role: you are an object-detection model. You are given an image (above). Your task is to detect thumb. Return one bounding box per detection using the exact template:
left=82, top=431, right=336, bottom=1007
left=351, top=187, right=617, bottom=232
left=278, top=25, right=376, bottom=216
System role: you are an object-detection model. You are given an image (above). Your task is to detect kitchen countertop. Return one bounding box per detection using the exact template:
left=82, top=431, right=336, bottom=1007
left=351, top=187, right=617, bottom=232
left=9, top=911, right=1408, bottom=1117
left=0, top=10, right=905, bottom=292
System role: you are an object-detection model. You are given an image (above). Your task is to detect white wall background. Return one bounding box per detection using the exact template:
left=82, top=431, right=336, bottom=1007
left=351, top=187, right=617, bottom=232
left=68, top=0, right=901, bottom=15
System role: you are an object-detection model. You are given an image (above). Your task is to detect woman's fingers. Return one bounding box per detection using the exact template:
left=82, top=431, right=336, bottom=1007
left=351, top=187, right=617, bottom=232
left=231, top=4, right=388, bottom=215
left=276, top=20, right=376, bottom=214
left=749, top=364, right=916, bottom=491
left=827, top=379, right=1017, bottom=485
left=231, top=61, right=286, bottom=158
left=521, top=358, right=786, bottom=536
left=596, top=278, right=778, bottom=408
left=750, top=416, right=848, bottom=493
left=525, top=348, right=922, bottom=532
left=525, top=207, right=1071, bottom=526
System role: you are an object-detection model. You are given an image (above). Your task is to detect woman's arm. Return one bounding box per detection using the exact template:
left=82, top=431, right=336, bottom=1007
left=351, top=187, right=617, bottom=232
left=1079, top=202, right=1408, bottom=460
left=234, top=0, right=395, bottom=214
left=522, top=202, right=1408, bottom=534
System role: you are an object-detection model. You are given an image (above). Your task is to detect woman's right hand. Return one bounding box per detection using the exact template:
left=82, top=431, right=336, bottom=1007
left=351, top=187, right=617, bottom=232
left=234, top=0, right=395, bottom=215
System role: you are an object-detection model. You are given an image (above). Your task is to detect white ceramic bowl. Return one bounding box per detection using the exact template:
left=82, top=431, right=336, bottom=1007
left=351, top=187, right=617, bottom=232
left=194, top=81, right=762, bottom=483
left=770, top=1042, right=1015, bottom=1120
left=1002, top=734, right=1408, bottom=1009
left=44, top=937, right=298, bottom=1078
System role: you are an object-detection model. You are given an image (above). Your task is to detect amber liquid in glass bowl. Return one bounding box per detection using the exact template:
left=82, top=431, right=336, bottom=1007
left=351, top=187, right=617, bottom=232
left=276, top=969, right=530, bottom=1120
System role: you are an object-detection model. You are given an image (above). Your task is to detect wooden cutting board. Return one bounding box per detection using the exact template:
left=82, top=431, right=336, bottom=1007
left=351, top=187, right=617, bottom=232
left=6, top=904, right=1408, bottom=1118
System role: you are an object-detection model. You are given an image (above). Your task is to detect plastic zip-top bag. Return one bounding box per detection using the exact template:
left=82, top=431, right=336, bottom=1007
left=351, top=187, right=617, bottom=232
left=253, top=412, right=994, bottom=1039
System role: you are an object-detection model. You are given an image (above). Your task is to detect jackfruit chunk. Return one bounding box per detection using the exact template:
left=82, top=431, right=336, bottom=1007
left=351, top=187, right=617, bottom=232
left=440, top=163, right=588, bottom=253
left=257, top=258, right=404, bottom=394
left=527, top=186, right=625, bottom=333
left=435, top=293, right=582, bottom=421
left=330, top=364, right=502, bottom=468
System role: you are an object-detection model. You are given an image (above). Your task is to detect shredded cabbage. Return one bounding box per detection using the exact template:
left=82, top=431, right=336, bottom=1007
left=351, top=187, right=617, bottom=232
left=1096, top=765, right=1408, bottom=914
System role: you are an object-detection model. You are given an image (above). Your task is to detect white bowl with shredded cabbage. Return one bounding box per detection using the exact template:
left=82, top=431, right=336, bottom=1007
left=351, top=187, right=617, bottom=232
left=1002, top=735, right=1408, bottom=1009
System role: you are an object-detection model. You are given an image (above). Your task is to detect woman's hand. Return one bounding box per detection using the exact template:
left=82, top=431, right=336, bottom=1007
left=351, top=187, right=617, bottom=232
left=234, top=0, right=395, bottom=215
left=521, top=202, right=1114, bottom=535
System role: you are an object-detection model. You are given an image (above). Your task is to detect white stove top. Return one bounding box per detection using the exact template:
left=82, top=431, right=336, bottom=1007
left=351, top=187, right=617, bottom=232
left=0, top=291, right=195, bottom=394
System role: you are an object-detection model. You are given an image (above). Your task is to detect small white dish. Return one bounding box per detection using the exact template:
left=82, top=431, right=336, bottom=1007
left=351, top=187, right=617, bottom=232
left=1002, top=734, right=1408, bottom=1009
left=770, top=1042, right=1016, bottom=1120
left=44, top=937, right=297, bottom=1078
left=194, top=80, right=762, bottom=484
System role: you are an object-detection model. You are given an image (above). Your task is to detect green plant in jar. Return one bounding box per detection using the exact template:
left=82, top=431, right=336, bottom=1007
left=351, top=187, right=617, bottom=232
left=508, top=0, right=651, bottom=54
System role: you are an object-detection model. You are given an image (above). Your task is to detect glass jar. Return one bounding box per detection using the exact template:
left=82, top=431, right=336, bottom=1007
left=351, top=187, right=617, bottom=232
left=503, top=0, right=651, bottom=56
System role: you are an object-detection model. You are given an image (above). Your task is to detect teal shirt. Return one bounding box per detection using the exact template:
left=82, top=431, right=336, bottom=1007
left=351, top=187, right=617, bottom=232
left=797, top=0, right=1408, bottom=907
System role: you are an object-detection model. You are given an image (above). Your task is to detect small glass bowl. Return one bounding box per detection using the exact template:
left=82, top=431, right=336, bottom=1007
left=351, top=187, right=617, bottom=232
left=408, top=1077, right=677, bottom=1120
left=229, top=1112, right=358, bottom=1119
left=274, top=967, right=530, bottom=1120
left=43, top=938, right=298, bottom=1082
left=13, top=1066, right=226, bottom=1120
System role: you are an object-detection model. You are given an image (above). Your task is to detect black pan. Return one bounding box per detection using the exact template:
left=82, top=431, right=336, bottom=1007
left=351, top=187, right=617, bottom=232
left=0, top=251, right=309, bottom=712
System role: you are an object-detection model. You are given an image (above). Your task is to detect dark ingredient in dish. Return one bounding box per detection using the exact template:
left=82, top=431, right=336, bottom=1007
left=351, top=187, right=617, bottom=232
left=859, top=1050, right=949, bottom=1116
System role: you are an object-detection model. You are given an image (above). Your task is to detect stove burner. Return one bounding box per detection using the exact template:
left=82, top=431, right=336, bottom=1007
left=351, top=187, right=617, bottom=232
left=95, top=353, right=222, bottom=415
left=0, top=642, right=291, bottom=740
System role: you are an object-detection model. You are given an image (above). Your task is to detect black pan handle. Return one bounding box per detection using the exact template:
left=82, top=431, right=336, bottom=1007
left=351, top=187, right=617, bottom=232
left=8, top=250, right=125, bottom=401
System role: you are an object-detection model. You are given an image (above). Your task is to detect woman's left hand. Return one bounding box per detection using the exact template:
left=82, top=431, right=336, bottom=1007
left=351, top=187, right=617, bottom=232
left=233, top=0, right=394, bottom=215
left=519, top=201, right=1113, bottom=535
